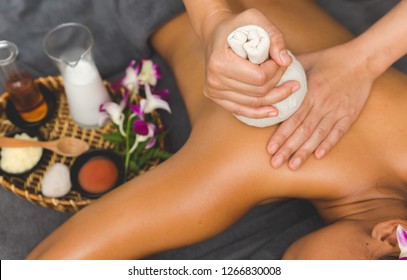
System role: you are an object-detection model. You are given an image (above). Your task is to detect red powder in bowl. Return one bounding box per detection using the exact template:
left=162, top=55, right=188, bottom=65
left=78, top=157, right=119, bottom=194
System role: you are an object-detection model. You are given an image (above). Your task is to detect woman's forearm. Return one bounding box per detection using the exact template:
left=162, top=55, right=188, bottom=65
left=183, top=0, right=232, bottom=43
left=353, top=0, right=407, bottom=78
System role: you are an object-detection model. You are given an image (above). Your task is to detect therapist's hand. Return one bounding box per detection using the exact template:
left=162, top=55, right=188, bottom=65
left=267, top=43, right=374, bottom=170
left=203, top=8, right=300, bottom=118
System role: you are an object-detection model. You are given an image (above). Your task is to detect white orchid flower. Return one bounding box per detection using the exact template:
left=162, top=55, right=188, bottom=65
left=122, top=60, right=139, bottom=91
left=99, top=100, right=127, bottom=136
left=141, top=83, right=171, bottom=114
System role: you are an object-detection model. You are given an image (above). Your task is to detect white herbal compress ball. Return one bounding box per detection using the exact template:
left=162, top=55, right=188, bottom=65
left=227, top=25, right=307, bottom=127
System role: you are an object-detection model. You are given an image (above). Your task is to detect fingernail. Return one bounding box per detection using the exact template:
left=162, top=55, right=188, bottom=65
left=268, top=110, right=279, bottom=117
left=268, top=143, right=279, bottom=154
left=315, top=149, right=326, bottom=159
left=279, top=49, right=290, bottom=65
left=290, top=157, right=302, bottom=170
left=272, top=156, right=284, bottom=168
left=291, top=83, right=300, bottom=93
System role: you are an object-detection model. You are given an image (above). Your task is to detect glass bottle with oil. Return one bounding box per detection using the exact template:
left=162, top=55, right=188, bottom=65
left=0, top=40, right=48, bottom=123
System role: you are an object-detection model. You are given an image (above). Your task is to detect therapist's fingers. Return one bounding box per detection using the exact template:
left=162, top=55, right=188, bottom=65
left=268, top=103, right=354, bottom=170
left=206, top=66, right=282, bottom=99
left=270, top=45, right=292, bottom=67
left=269, top=107, right=323, bottom=169
left=255, top=13, right=291, bottom=66
left=287, top=115, right=353, bottom=170
left=209, top=81, right=300, bottom=118
left=314, top=117, right=352, bottom=159
left=286, top=113, right=337, bottom=170
left=206, top=53, right=285, bottom=93
left=214, top=99, right=278, bottom=118
left=267, top=96, right=313, bottom=156
left=227, top=8, right=291, bottom=67
left=205, top=79, right=299, bottom=107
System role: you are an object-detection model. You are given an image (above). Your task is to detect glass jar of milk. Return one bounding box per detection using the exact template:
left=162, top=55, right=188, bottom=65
left=43, top=23, right=111, bottom=128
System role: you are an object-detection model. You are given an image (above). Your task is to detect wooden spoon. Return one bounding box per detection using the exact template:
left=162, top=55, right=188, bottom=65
left=0, top=136, right=89, bottom=157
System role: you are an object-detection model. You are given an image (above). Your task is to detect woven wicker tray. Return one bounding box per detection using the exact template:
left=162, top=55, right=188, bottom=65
left=0, top=76, right=163, bottom=213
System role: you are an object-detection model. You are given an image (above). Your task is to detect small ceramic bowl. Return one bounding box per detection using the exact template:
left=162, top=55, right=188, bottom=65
left=0, top=130, right=47, bottom=176
left=70, top=149, right=125, bottom=198
left=5, top=84, right=57, bottom=130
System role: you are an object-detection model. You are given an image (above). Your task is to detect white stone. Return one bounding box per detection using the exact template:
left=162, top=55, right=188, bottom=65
left=41, top=163, right=71, bottom=198
left=227, top=25, right=308, bottom=127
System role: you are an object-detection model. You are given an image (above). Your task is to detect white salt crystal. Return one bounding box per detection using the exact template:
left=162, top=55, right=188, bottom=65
left=41, top=163, right=71, bottom=198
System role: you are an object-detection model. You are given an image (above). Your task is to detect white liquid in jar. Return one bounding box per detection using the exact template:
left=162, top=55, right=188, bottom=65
left=63, top=60, right=110, bottom=128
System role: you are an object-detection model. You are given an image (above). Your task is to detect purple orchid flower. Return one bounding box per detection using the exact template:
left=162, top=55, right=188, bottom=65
left=152, top=61, right=162, bottom=79
left=129, top=120, right=156, bottom=153
left=110, top=78, right=124, bottom=92
left=130, top=103, right=144, bottom=119
left=145, top=136, right=156, bottom=149
left=153, top=88, right=170, bottom=100
left=397, top=224, right=407, bottom=260
left=133, top=119, right=149, bottom=136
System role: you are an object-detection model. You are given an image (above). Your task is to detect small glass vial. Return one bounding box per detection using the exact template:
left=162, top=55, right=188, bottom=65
left=0, top=40, right=48, bottom=123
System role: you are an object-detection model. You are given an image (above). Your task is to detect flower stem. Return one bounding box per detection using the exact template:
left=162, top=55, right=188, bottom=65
left=124, top=113, right=137, bottom=177
left=124, top=115, right=132, bottom=177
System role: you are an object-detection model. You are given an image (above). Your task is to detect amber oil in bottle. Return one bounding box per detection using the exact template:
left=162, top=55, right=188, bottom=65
left=0, top=40, right=47, bottom=123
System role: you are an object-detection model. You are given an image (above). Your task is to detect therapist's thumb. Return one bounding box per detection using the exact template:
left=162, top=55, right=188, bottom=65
left=267, top=25, right=291, bottom=66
